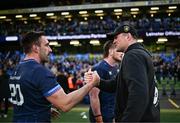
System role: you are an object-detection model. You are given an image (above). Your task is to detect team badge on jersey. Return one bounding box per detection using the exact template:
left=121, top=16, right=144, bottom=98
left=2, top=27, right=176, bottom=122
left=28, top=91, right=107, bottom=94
left=109, top=71, right=112, bottom=75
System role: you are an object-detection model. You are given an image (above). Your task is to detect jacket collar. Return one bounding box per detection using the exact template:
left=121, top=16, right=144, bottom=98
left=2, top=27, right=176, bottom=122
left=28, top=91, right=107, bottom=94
left=125, top=42, right=144, bottom=53
left=125, top=42, right=152, bottom=57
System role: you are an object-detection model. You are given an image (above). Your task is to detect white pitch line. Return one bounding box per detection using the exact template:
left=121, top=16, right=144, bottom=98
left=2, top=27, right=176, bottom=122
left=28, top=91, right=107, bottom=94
left=168, top=98, right=180, bottom=109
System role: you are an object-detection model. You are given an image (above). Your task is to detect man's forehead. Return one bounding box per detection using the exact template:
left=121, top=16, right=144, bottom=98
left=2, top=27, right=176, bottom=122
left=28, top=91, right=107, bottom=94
left=40, top=36, right=48, bottom=41
left=39, top=36, right=49, bottom=44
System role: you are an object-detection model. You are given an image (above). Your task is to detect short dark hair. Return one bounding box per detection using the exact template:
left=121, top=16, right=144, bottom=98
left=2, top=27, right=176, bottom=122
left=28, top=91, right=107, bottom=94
left=20, top=31, right=45, bottom=53
left=103, top=40, right=115, bottom=58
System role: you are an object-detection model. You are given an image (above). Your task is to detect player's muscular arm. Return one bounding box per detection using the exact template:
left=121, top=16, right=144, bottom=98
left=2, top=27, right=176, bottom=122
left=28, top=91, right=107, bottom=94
left=46, top=82, right=95, bottom=112
left=89, top=87, right=103, bottom=123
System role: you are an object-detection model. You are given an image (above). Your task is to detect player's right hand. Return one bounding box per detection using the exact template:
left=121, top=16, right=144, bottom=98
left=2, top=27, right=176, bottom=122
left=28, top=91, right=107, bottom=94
left=84, top=69, right=100, bottom=86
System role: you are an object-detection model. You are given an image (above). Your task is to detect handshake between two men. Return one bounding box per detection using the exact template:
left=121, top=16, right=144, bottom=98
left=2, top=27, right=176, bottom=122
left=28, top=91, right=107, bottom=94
left=84, top=69, right=100, bottom=86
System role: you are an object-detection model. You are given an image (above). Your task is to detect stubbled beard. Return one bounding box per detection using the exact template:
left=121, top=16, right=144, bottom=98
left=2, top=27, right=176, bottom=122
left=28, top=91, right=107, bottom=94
left=40, top=55, right=49, bottom=63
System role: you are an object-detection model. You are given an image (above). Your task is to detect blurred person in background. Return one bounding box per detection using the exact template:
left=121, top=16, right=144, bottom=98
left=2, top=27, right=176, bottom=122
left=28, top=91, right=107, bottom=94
left=0, top=65, right=10, bottom=118
left=89, top=41, right=124, bottom=123
left=8, top=31, right=99, bottom=123
left=56, top=71, right=69, bottom=94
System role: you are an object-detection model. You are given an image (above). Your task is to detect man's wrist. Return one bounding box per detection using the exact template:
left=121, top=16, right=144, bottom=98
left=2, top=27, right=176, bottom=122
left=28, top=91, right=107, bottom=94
left=94, top=114, right=102, bottom=117
left=95, top=115, right=103, bottom=123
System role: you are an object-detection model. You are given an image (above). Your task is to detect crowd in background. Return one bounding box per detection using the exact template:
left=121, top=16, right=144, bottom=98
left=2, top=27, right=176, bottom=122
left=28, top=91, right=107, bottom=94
left=0, top=50, right=179, bottom=92
left=0, top=16, right=179, bottom=36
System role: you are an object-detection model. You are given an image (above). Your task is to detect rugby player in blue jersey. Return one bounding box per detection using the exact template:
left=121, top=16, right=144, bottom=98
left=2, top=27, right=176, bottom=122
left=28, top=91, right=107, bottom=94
left=89, top=41, right=124, bottom=123
left=8, top=31, right=99, bottom=122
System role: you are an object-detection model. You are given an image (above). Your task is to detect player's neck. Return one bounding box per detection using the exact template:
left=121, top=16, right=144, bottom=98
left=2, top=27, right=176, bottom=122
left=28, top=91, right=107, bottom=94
left=24, top=53, right=41, bottom=63
left=104, top=57, right=117, bottom=67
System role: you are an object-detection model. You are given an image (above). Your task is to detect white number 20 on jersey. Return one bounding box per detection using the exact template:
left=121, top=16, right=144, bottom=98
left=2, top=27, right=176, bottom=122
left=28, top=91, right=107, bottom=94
left=9, top=84, right=24, bottom=106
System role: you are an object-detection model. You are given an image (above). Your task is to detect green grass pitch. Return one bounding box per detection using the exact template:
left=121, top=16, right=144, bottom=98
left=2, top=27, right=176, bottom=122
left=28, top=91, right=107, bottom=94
left=1, top=106, right=180, bottom=122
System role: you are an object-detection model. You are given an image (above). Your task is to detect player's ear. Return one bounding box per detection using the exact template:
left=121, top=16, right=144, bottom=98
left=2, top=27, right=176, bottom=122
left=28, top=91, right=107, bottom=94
left=32, top=44, right=39, bottom=53
left=127, top=33, right=132, bottom=40
left=109, top=49, right=113, bottom=56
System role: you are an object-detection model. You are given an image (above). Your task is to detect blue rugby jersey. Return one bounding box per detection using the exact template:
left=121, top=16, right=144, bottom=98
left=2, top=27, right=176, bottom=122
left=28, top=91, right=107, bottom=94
left=90, top=60, right=119, bottom=120
left=9, top=59, right=61, bottom=122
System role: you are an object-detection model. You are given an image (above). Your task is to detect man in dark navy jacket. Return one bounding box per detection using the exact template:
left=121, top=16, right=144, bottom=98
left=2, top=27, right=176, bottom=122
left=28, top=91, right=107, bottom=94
left=85, top=23, right=160, bottom=122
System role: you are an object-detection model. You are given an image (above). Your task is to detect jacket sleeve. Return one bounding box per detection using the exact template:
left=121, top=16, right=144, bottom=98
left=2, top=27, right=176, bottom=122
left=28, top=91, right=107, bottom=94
left=98, top=76, right=117, bottom=93
left=121, top=52, right=149, bottom=122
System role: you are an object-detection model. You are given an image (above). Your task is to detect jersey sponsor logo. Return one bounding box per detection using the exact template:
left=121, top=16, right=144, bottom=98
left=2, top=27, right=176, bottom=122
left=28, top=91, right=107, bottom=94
left=109, top=71, right=112, bottom=75
left=9, top=84, right=24, bottom=106
left=10, top=76, right=21, bottom=80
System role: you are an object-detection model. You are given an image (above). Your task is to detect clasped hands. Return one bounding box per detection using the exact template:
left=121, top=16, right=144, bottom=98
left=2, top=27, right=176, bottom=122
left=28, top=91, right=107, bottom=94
left=84, top=69, right=100, bottom=86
